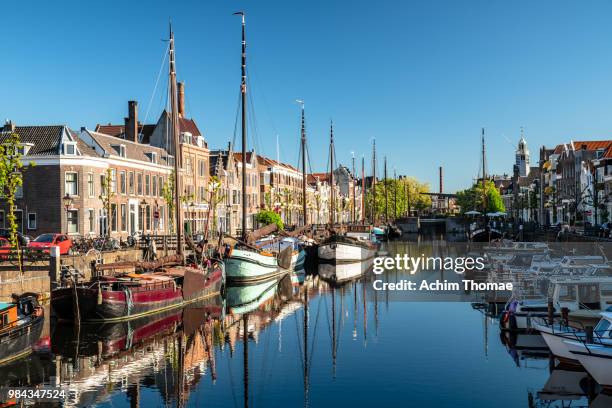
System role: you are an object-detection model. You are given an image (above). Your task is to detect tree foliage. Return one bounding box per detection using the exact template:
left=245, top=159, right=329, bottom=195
left=456, top=180, right=505, bottom=214
left=0, top=132, right=27, bottom=248
left=256, top=209, right=284, bottom=230
left=367, top=177, right=431, bottom=220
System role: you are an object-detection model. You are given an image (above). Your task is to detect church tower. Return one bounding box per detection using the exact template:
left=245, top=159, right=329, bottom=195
left=515, top=127, right=530, bottom=177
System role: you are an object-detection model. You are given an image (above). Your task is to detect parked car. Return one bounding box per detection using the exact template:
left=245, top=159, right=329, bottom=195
left=0, top=237, right=10, bottom=260
left=0, top=229, right=30, bottom=246
left=28, top=233, right=73, bottom=255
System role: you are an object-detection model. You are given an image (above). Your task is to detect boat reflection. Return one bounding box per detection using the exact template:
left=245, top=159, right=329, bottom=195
left=51, top=296, right=223, bottom=407
left=318, top=258, right=374, bottom=285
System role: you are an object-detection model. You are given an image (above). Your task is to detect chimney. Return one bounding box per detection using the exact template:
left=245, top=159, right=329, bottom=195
left=2, top=120, right=15, bottom=133
left=125, top=101, right=138, bottom=143
left=439, top=166, right=443, bottom=194
left=581, top=143, right=587, bottom=150
left=178, top=82, right=185, bottom=118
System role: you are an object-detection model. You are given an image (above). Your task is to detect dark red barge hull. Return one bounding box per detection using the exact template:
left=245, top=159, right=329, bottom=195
left=52, top=266, right=224, bottom=322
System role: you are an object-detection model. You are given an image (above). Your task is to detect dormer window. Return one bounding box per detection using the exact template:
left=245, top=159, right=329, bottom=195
left=111, top=144, right=127, bottom=158
left=182, top=132, right=193, bottom=145
left=62, top=142, right=77, bottom=156
left=149, top=152, right=158, bottom=164
left=16, top=143, right=33, bottom=156
left=596, top=149, right=605, bottom=159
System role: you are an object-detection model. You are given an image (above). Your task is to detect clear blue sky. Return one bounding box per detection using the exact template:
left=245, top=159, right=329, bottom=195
left=4, top=0, right=612, bottom=192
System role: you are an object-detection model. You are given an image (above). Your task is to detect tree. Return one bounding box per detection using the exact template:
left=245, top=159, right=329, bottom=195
left=367, top=177, right=431, bottom=220
left=98, top=168, right=115, bottom=237
left=0, top=131, right=33, bottom=278
left=204, top=176, right=225, bottom=237
left=162, top=171, right=176, bottom=233
left=456, top=180, right=505, bottom=214
left=255, top=209, right=284, bottom=230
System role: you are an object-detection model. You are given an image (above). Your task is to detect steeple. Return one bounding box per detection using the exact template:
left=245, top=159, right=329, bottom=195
left=516, top=127, right=530, bottom=177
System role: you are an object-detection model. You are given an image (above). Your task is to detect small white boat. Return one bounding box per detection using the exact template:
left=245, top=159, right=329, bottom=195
left=318, top=234, right=378, bottom=263
left=563, top=312, right=612, bottom=387
left=257, top=236, right=306, bottom=271
left=318, top=258, right=374, bottom=284
left=533, top=321, right=585, bottom=362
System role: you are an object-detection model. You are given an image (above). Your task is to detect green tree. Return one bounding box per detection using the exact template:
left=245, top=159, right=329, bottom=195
left=0, top=131, right=33, bottom=277
left=255, top=209, right=284, bottom=230
left=98, top=168, right=115, bottom=237
left=456, top=180, right=505, bottom=214
left=204, top=176, right=225, bottom=237
left=162, top=171, right=176, bottom=233
left=367, top=177, right=431, bottom=220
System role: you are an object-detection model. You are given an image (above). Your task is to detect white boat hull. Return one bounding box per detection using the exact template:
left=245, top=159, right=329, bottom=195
left=538, top=329, right=578, bottom=361
left=318, top=242, right=376, bottom=263
left=566, top=340, right=612, bottom=387
left=225, top=248, right=281, bottom=283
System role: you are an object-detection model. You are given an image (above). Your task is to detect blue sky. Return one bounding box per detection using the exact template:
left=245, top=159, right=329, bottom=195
left=4, top=0, right=612, bottom=192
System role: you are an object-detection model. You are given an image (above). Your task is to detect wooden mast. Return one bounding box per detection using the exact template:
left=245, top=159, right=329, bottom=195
left=352, top=152, right=356, bottom=224
left=329, top=121, right=335, bottom=225
left=361, top=155, right=365, bottom=223
left=169, top=24, right=184, bottom=257
left=481, top=128, right=487, bottom=214
left=372, top=139, right=377, bottom=223
left=384, top=156, right=388, bottom=222
left=236, top=11, right=248, bottom=241
left=300, top=101, right=307, bottom=226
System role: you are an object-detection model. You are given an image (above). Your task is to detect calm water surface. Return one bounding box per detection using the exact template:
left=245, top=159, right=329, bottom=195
left=2, top=241, right=602, bottom=407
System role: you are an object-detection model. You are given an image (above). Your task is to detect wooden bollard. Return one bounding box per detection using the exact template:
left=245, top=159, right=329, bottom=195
left=49, top=246, right=60, bottom=285
left=547, top=300, right=554, bottom=325
left=585, top=326, right=594, bottom=344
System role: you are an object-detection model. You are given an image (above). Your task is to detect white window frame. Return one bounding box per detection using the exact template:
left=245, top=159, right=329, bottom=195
left=88, top=208, right=95, bottom=233
left=62, top=142, right=77, bottom=156
left=67, top=209, right=79, bottom=234
left=65, top=171, right=78, bottom=196
left=27, top=212, right=36, bottom=230
left=87, top=172, right=95, bottom=197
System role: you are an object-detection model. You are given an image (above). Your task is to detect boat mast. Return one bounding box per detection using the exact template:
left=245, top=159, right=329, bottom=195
left=481, top=128, right=487, bottom=214
left=303, top=284, right=309, bottom=406
left=236, top=11, right=248, bottom=241
left=299, top=100, right=307, bottom=226
left=394, top=168, right=397, bottom=220
left=372, top=139, right=377, bottom=223
left=352, top=152, right=356, bottom=224
left=169, top=24, right=184, bottom=257
left=361, top=155, right=365, bottom=223
left=329, top=121, right=335, bottom=225
left=384, top=156, right=388, bottom=223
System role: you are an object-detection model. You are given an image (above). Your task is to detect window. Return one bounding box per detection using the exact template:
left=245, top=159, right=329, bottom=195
left=137, top=173, right=143, bottom=195
left=65, top=172, right=78, bottom=196
left=199, top=160, right=206, bottom=177
left=110, top=169, right=117, bottom=193
left=0, top=211, right=4, bottom=228
left=27, top=213, right=36, bottom=230
left=199, top=186, right=206, bottom=201
left=145, top=174, right=150, bottom=196
left=111, top=204, right=118, bottom=232
left=62, top=142, right=76, bottom=155
left=120, top=171, right=126, bottom=194
left=120, top=204, right=127, bottom=231
left=15, top=185, right=23, bottom=198
left=185, top=157, right=192, bottom=175
left=128, top=172, right=134, bottom=195
left=67, top=210, right=78, bottom=233
left=120, top=145, right=126, bottom=158
left=158, top=177, right=163, bottom=197
left=150, top=152, right=158, bottom=164
left=152, top=175, right=158, bottom=196
left=100, top=174, right=106, bottom=195
left=145, top=205, right=151, bottom=231
left=87, top=173, right=94, bottom=197
left=88, top=209, right=95, bottom=233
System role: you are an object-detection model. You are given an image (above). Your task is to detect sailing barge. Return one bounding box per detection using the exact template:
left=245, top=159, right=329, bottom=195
left=52, top=263, right=223, bottom=322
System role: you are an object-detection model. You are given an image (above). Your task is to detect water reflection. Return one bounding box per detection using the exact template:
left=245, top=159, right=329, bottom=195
left=5, top=241, right=612, bottom=406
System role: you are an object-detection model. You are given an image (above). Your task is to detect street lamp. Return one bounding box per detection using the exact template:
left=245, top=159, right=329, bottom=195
left=62, top=194, right=73, bottom=234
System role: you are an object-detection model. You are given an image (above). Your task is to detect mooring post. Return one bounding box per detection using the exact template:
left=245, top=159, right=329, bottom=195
left=561, top=307, right=569, bottom=326
left=49, top=246, right=60, bottom=285
left=547, top=299, right=554, bottom=325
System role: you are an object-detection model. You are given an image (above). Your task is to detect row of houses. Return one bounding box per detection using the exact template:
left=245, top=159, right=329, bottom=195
left=0, top=91, right=363, bottom=239
left=492, top=134, right=612, bottom=227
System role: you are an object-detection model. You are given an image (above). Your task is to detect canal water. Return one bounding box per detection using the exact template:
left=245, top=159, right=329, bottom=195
left=1, top=240, right=603, bottom=407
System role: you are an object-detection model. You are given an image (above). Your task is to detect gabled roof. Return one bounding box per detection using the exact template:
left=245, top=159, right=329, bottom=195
left=84, top=130, right=171, bottom=165
left=0, top=125, right=97, bottom=157
left=256, top=155, right=299, bottom=172
left=308, top=173, right=330, bottom=184
left=570, top=140, right=612, bottom=151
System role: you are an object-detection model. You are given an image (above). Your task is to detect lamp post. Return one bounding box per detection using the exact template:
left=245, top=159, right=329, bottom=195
left=62, top=194, right=73, bottom=234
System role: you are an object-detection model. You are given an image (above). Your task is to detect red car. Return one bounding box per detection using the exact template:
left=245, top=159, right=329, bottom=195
left=0, top=238, right=10, bottom=260
left=28, top=233, right=73, bottom=255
